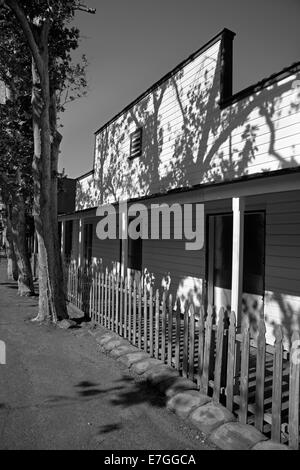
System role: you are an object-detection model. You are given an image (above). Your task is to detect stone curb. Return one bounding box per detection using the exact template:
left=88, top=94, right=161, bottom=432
left=88, top=324, right=289, bottom=451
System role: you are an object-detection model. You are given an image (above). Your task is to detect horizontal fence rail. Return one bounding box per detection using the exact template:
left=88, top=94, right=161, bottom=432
left=66, top=261, right=300, bottom=449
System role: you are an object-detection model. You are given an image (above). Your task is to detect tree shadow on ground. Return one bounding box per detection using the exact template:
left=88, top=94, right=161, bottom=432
left=75, top=380, right=98, bottom=388
left=109, top=374, right=168, bottom=409
left=68, top=316, right=90, bottom=326
left=43, top=371, right=176, bottom=412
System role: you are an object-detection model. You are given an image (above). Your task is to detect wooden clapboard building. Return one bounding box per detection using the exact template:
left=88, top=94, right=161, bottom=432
left=58, top=29, right=300, bottom=347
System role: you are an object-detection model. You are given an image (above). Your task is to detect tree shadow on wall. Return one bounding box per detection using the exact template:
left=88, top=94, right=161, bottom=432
left=76, top=51, right=300, bottom=211
left=75, top=51, right=300, bottom=344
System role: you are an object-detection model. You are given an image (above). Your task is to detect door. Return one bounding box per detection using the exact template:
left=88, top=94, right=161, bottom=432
left=207, top=211, right=265, bottom=332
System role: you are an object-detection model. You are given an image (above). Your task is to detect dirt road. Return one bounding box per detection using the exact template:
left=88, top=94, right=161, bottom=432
left=0, top=262, right=214, bottom=450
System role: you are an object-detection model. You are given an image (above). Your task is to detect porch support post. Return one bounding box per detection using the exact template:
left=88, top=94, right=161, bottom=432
left=78, top=218, right=84, bottom=267
left=120, top=203, right=128, bottom=278
left=231, top=197, right=245, bottom=327
left=231, top=197, right=245, bottom=393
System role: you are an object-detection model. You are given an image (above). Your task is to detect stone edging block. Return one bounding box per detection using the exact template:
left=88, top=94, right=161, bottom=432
left=164, top=377, right=198, bottom=398
left=117, top=351, right=149, bottom=367
left=145, top=365, right=179, bottom=386
left=88, top=325, right=291, bottom=451
left=131, top=358, right=163, bottom=375
left=251, top=440, right=290, bottom=450
left=209, top=421, right=268, bottom=450
left=102, top=338, right=128, bottom=352
left=96, top=332, right=118, bottom=345
left=110, top=344, right=140, bottom=358
left=167, top=390, right=211, bottom=419
left=190, top=402, right=235, bottom=434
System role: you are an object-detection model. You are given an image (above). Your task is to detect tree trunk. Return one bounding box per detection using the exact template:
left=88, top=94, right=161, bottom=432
left=5, top=3, right=68, bottom=322
left=10, top=197, right=35, bottom=296
left=31, top=57, right=51, bottom=321
left=50, top=92, right=68, bottom=306
left=31, top=55, right=68, bottom=322
left=3, top=222, right=18, bottom=281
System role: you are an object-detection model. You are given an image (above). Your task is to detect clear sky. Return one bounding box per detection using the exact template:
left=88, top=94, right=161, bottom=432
left=58, top=0, right=300, bottom=178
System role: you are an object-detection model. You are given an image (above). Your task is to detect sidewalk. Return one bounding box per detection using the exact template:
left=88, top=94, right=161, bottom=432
left=0, top=262, right=214, bottom=450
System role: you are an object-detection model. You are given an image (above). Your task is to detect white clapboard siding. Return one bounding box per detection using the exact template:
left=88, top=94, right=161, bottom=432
left=91, top=216, right=121, bottom=271
left=141, top=198, right=229, bottom=309
left=75, top=36, right=300, bottom=211
left=142, top=238, right=205, bottom=310
left=263, top=190, right=300, bottom=346
left=75, top=40, right=223, bottom=210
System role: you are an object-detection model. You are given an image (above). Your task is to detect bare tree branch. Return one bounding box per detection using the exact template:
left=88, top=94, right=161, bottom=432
left=75, top=3, right=96, bottom=14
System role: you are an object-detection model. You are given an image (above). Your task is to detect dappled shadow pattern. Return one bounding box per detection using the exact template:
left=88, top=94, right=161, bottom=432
left=109, top=375, right=168, bottom=409
left=76, top=48, right=300, bottom=211
left=74, top=44, right=300, bottom=348
left=43, top=372, right=174, bottom=413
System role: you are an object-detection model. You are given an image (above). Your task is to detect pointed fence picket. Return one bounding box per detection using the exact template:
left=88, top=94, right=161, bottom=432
left=197, top=306, right=205, bottom=390
left=143, top=287, right=148, bottom=352
left=182, top=302, right=189, bottom=378
left=288, top=331, right=300, bottom=450
left=175, top=299, right=181, bottom=371
left=272, top=325, right=283, bottom=442
left=226, top=311, right=236, bottom=412
left=188, top=304, right=195, bottom=382
left=66, top=262, right=300, bottom=448
left=161, top=292, right=167, bottom=363
left=154, top=289, right=160, bottom=359
left=149, top=287, right=154, bottom=357
left=255, top=319, right=266, bottom=432
left=167, top=294, right=173, bottom=367
left=239, top=318, right=250, bottom=424
left=213, top=308, right=225, bottom=403
left=201, top=305, right=214, bottom=394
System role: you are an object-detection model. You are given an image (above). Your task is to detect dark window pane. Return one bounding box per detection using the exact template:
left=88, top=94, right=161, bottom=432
left=128, top=230, right=142, bottom=271
left=214, top=214, right=233, bottom=290
left=243, top=213, right=265, bottom=295
left=211, top=212, right=265, bottom=296
left=65, top=220, right=73, bottom=258
left=84, top=223, right=93, bottom=263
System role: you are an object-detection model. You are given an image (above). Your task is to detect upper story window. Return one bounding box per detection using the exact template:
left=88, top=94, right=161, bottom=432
left=129, top=127, right=143, bottom=159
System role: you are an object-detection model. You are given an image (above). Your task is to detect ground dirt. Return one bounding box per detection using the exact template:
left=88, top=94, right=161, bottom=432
left=0, top=260, right=216, bottom=450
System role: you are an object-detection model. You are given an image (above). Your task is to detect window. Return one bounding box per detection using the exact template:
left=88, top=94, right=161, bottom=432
left=243, top=212, right=265, bottom=295
left=127, top=219, right=142, bottom=271
left=129, top=128, right=143, bottom=159
left=213, top=214, right=233, bottom=291
left=209, top=211, right=265, bottom=296
left=64, top=220, right=73, bottom=259
left=128, top=237, right=142, bottom=271
left=84, top=223, right=93, bottom=264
